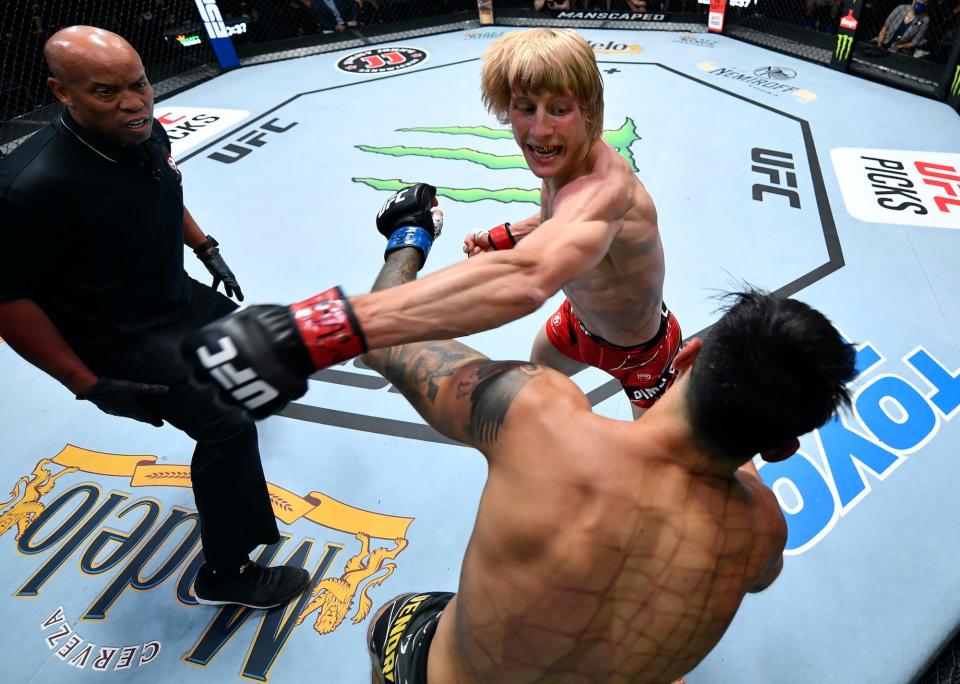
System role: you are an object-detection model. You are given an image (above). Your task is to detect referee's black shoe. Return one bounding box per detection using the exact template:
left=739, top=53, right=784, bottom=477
left=194, top=561, right=309, bottom=609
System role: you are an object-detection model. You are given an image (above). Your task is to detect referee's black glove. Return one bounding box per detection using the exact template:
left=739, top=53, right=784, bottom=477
left=77, top=377, right=169, bottom=427
left=195, top=235, right=244, bottom=302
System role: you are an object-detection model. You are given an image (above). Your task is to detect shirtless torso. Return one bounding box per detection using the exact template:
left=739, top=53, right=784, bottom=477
left=425, top=370, right=787, bottom=684
left=538, top=137, right=665, bottom=346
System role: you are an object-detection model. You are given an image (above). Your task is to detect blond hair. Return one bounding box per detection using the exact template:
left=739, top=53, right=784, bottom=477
left=480, top=28, right=604, bottom=140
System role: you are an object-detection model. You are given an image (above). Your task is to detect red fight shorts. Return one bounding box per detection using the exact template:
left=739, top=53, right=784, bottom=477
left=545, top=300, right=682, bottom=409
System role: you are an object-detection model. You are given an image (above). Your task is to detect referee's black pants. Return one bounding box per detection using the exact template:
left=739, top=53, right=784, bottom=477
left=78, top=277, right=280, bottom=572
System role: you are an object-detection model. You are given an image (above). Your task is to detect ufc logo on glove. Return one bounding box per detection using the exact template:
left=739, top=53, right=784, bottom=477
left=195, top=336, right=280, bottom=410
left=377, top=188, right=410, bottom=219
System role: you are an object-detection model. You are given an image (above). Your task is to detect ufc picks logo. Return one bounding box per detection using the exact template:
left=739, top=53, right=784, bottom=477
left=195, top=337, right=279, bottom=411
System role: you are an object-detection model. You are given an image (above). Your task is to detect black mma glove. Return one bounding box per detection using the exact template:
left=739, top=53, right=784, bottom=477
left=184, top=287, right=366, bottom=419
left=375, top=183, right=443, bottom=269
left=195, top=235, right=244, bottom=302
left=77, top=377, right=169, bottom=427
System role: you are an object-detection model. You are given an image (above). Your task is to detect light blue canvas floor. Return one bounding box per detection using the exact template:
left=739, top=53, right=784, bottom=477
left=2, top=26, right=959, bottom=683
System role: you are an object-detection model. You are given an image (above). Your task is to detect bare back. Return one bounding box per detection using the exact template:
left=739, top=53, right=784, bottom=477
left=428, top=372, right=786, bottom=684
left=544, top=139, right=666, bottom=345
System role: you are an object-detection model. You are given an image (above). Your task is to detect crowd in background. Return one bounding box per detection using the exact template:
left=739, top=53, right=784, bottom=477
left=0, top=0, right=473, bottom=139
left=533, top=0, right=702, bottom=11
left=2, top=0, right=959, bottom=147
left=531, top=0, right=959, bottom=63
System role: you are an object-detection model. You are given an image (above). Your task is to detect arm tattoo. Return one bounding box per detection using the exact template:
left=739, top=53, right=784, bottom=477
left=372, top=340, right=485, bottom=414
left=458, top=361, right=542, bottom=444
left=363, top=247, right=541, bottom=445
left=364, top=247, right=476, bottom=412
left=371, top=249, right=420, bottom=292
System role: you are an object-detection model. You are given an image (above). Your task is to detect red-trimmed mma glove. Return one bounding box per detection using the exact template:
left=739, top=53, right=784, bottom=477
left=466, top=223, right=516, bottom=255
left=183, top=287, right=366, bottom=419
left=376, top=182, right=442, bottom=269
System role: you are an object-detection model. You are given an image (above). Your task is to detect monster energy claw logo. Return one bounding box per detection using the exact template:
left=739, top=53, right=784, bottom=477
left=353, top=119, right=642, bottom=203
left=835, top=34, right=853, bottom=61
left=951, top=66, right=960, bottom=98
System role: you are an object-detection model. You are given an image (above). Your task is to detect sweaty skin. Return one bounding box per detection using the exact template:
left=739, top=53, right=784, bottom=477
left=353, top=90, right=666, bottom=352
left=466, top=88, right=666, bottom=347
left=537, top=135, right=664, bottom=346
left=364, top=249, right=786, bottom=684
left=428, top=376, right=784, bottom=683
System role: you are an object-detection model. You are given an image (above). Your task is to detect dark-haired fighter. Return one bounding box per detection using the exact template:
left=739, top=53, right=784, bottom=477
left=356, top=243, right=856, bottom=683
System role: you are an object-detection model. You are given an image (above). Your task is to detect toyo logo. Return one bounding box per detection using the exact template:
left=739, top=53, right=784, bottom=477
left=350, top=118, right=642, bottom=201
left=835, top=34, right=853, bottom=61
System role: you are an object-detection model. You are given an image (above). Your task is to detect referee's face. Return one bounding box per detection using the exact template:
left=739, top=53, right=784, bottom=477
left=50, top=46, right=155, bottom=146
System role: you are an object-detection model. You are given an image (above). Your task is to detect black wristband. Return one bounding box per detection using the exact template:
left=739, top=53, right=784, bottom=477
left=193, top=234, right=219, bottom=256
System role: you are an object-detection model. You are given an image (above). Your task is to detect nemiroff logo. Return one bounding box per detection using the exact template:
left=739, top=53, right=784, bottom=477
left=830, top=147, right=960, bottom=229
left=697, top=60, right=817, bottom=103
left=156, top=106, right=250, bottom=157
left=588, top=39, right=643, bottom=55
left=336, top=46, right=428, bottom=74
left=4, top=447, right=412, bottom=678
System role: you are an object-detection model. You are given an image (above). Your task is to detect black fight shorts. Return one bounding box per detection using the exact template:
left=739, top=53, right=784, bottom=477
left=369, top=591, right=454, bottom=684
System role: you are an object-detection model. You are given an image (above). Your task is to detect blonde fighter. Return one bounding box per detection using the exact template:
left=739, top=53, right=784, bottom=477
left=464, top=29, right=680, bottom=418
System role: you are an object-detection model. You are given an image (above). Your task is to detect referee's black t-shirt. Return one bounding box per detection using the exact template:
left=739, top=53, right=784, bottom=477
left=0, top=110, right=188, bottom=348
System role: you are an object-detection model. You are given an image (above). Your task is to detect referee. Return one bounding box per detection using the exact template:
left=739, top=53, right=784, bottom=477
left=0, top=26, right=308, bottom=609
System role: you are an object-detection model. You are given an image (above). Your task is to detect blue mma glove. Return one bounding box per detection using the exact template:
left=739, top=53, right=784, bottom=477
left=375, top=183, right=443, bottom=268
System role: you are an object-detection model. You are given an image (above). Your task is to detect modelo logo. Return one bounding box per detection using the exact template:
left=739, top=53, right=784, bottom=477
left=336, top=47, right=428, bottom=74
left=588, top=40, right=643, bottom=55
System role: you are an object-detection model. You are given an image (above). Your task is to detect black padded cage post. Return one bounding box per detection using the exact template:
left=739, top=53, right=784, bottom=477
left=828, top=0, right=865, bottom=71
left=939, top=23, right=960, bottom=110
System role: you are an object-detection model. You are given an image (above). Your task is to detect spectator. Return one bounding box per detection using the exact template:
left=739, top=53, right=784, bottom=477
left=875, top=1, right=932, bottom=53
left=355, top=0, right=382, bottom=25
left=803, top=0, right=843, bottom=33
left=534, top=0, right=572, bottom=12
left=312, top=0, right=359, bottom=32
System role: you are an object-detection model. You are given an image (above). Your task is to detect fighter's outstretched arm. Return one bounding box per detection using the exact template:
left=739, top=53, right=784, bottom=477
left=362, top=247, right=547, bottom=448
left=184, top=182, right=609, bottom=418
left=354, top=174, right=625, bottom=349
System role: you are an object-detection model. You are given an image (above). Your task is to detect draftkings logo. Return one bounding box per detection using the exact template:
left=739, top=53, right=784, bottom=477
left=697, top=60, right=817, bottom=103
left=830, top=148, right=960, bottom=229
left=193, top=0, right=246, bottom=39
left=2, top=446, right=412, bottom=679
left=463, top=30, right=504, bottom=40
